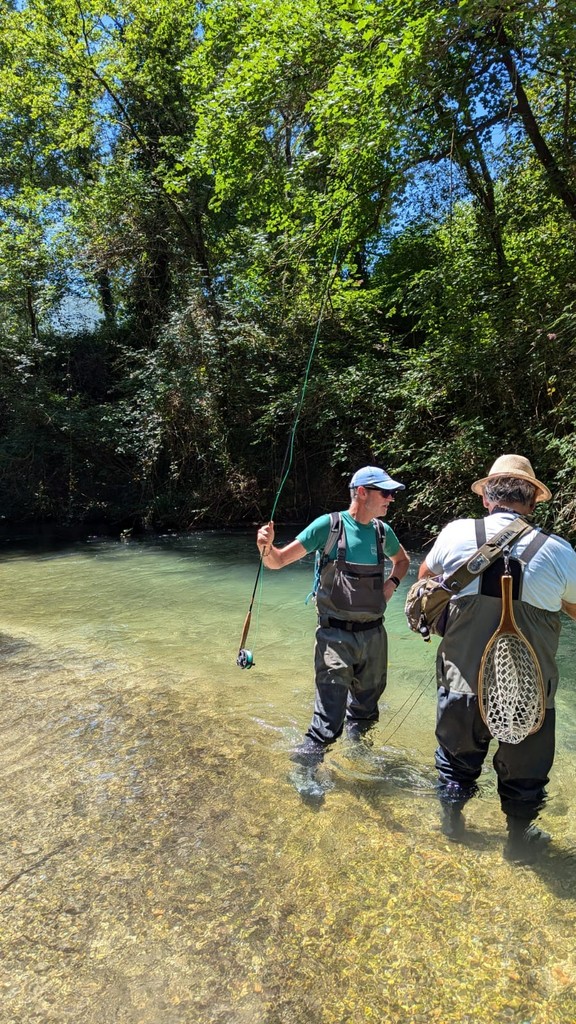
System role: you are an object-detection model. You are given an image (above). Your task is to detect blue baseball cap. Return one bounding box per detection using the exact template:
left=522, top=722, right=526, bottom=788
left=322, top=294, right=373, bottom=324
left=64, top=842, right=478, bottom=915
left=349, top=465, right=405, bottom=491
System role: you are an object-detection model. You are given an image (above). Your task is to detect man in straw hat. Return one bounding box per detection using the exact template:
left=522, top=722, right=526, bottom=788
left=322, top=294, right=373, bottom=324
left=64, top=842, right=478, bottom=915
left=416, top=454, right=576, bottom=862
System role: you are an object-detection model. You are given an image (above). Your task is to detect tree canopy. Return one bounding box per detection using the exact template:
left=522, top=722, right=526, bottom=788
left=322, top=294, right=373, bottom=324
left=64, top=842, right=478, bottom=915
left=1, top=0, right=575, bottom=538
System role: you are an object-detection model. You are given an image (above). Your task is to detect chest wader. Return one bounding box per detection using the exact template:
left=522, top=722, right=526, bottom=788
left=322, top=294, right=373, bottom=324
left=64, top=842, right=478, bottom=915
left=315, top=512, right=387, bottom=625
left=305, top=516, right=389, bottom=747
left=434, top=519, right=561, bottom=820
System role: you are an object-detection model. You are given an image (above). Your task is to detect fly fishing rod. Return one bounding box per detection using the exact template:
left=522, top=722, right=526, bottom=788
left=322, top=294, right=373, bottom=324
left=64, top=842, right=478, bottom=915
left=236, top=224, right=346, bottom=669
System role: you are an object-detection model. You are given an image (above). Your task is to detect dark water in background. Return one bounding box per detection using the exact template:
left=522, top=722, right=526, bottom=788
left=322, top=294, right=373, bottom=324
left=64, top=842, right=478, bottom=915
left=0, top=530, right=575, bottom=1024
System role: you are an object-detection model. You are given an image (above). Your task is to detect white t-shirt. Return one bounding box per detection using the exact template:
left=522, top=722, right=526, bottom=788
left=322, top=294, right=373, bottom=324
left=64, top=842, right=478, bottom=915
left=425, top=513, right=576, bottom=611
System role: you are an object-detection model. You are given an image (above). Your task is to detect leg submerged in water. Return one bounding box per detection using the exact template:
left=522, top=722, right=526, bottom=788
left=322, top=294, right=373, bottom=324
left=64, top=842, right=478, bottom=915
left=290, top=735, right=326, bottom=767
left=288, top=736, right=327, bottom=803
left=504, top=816, right=551, bottom=864
left=440, top=801, right=466, bottom=840
left=434, top=689, right=489, bottom=842
left=345, top=718, right=376, bottom=757
left=493, top=713, right=555, bottom=864
left=437, top=781, right=477, bottom=841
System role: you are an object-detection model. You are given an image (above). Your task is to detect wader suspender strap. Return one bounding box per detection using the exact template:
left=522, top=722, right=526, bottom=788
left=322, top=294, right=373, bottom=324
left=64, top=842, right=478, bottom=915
left=474, top=518, right=549, bottom=601
left=306, top=511, right=383, bottom=605
left=324, top=511, right=342, bottom=560
left=372, top=518, right=387, bottom=562
left=516, top=530, right=549, bottom=564
left=305, top=513, right=341, bottom=604
left=325, top=513, right=386, bottom=564
left=442, top=517, right=534, bottom=595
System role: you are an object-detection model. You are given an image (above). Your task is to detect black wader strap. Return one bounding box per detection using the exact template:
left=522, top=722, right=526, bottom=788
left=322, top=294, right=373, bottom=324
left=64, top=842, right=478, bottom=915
left=372, top=518, right=386, bottom=564
left=517, top=529, right=549, bottom=565
left=327, top=513, right=386, bottom=565
left=322, top=511, right=342, bottom=563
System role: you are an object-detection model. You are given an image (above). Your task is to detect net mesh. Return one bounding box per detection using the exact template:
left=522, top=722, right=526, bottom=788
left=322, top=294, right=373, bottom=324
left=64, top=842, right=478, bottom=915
left=480, top=634, right=545, bottom=744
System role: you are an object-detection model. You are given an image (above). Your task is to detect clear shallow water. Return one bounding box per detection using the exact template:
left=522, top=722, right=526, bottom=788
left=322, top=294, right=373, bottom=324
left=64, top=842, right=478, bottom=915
left=0, top=530, right=575, bottom=1023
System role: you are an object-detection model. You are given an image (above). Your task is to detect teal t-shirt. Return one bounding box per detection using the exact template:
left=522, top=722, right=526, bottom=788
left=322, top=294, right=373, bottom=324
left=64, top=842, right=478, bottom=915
left=296, top=511, right=400, bottom=563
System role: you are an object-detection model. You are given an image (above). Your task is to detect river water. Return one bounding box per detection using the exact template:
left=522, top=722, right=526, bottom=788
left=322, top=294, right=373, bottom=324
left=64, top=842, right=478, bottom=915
left=0, top=529, right=575, bottom=1023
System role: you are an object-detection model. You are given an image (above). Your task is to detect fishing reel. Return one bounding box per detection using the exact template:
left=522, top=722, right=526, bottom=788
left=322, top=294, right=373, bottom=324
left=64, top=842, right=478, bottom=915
left=236, top=648, right=255, bottom=670
left=418, top=617, right=431, bottom=643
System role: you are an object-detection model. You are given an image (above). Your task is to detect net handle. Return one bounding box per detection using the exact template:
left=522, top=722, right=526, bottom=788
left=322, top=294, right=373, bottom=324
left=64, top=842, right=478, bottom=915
left=498, top=573, right=518, bottom=634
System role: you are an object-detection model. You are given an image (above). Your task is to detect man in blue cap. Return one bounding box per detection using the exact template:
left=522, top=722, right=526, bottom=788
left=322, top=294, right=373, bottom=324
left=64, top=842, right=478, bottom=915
left=257, top=466, right=409, bottom=782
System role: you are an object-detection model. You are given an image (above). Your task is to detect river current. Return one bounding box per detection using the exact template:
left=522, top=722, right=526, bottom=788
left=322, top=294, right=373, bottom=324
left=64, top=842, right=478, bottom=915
left=0, top=529, right=575, bottom=1023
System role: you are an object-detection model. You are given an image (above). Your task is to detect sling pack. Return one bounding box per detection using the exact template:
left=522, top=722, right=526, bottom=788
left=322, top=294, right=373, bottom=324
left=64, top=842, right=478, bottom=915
left=404, top=517, right=534, bottom=642
left=305, top=512, right=386, bottom=604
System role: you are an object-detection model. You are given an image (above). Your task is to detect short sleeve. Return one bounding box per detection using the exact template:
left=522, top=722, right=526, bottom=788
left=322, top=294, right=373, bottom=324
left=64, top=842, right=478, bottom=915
left=383, top=522, right=401, bottom=558
left=560, top=544, right=576, bottom=603
left=424, top=531, right=449, bottom=575
left=296, top=514, right=332, bottom=554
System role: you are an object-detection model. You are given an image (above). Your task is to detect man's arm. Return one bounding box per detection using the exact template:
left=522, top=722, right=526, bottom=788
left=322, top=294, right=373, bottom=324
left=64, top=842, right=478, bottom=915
left=256, top=521, right=307, bottom=569
left=384, top=545, right=410, bottom=602
left=389, top=546, right=410, bottom=581
left=418, top=559, right=435, bottom=580
left=561, top=599, right=576, bottom=620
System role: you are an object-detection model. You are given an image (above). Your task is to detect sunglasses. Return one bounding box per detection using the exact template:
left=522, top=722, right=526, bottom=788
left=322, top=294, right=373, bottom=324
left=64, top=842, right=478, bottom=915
left=364, top=487, right=401, bottom=495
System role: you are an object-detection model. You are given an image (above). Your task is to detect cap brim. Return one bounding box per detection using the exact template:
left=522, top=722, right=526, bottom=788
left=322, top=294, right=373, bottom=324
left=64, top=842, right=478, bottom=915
left=373, top=480, right=405, bottom=492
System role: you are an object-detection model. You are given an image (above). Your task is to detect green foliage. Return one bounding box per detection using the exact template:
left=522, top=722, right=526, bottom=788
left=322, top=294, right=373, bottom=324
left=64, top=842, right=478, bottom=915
left=1, top=0, right=576, bottom=537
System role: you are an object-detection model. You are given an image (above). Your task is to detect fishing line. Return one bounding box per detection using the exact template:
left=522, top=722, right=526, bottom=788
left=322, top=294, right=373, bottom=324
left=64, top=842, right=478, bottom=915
left=236, top=221, right=347, bottom=669
left=380, top=668, right=436, bottom=745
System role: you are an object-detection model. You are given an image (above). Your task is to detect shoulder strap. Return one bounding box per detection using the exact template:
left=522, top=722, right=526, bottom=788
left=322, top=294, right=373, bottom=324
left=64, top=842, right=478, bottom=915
left=304, top=512, right=342, bottom=605
left=372, top=518, right=386, bottom=564
left=320, top=513, right=388, bottom=565
left=443, top=517, right=534, bottom=594
left=322, top=511, right=342, bottom=560
left=517, top=528, right=549, bottom=565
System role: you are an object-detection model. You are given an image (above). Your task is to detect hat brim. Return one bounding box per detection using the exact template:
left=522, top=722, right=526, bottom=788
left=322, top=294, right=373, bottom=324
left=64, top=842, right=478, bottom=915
left=471, top=473, right=551, bottom=503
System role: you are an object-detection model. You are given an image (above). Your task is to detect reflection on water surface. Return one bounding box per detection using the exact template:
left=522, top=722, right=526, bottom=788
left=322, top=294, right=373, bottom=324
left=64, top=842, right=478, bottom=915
left=0, top=532, right=576, bottom=1023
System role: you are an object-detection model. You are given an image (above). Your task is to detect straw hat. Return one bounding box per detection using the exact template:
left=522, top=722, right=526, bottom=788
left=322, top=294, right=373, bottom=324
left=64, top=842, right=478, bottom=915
left=471, top=454, right=551, bottom=503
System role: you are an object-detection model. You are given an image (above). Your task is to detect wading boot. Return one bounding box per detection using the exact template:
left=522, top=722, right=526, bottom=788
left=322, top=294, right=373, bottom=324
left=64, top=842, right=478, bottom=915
left=287, top=764, right=326, bottom=804
left=346, top=720, right=374, bottom=744
left=440, top=802, right=466, bottom=841
left=438, top=782, right=473, bottom=842
left=288, top=737, right=327, bottom=804
left=289, top=736, right=326, bottom=768
left=345, top=721, right=375, bottom=761
left=504, top=817, right=551, bottom=865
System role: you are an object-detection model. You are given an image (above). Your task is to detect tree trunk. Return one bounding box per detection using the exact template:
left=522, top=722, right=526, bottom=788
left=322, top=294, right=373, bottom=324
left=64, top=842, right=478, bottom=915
left=492, top=18, right=576, bottom=222
left=26, top=285, right=39, bottom=341
left=434, top=99, right=509, bottom=281
left=459, top=111, right=509, bottom=281
left=96, top=269, right=116, bottom=326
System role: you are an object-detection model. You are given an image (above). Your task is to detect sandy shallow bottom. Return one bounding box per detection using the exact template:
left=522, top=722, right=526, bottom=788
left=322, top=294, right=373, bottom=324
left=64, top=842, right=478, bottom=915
left=0, top=535, right=575, bottom=1023
left=0, top=633, right=575, bottom=1024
